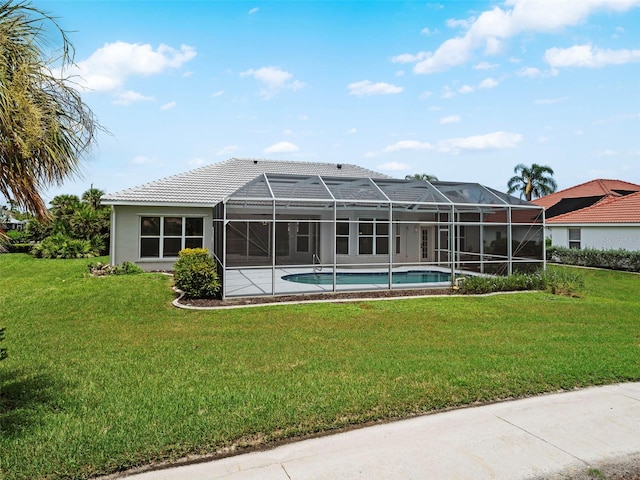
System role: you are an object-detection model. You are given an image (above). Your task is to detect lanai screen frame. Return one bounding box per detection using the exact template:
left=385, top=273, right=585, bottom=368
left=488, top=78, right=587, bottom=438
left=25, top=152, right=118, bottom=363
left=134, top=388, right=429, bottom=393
left=212, top=174, right=545, bottom=299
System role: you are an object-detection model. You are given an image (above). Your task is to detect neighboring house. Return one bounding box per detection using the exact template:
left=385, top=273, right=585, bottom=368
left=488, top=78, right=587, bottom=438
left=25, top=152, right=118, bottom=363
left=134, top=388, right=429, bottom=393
left=0, top=209, right=26, bottom=231
left=532, top=179, right=640, bottom=251
left=103, top=158, right=544, bottom=298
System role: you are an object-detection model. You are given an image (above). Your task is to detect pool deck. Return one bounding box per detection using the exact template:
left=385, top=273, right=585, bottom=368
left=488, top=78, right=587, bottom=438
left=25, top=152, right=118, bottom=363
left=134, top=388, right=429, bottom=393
left=223, top=265, right=461, bottom=298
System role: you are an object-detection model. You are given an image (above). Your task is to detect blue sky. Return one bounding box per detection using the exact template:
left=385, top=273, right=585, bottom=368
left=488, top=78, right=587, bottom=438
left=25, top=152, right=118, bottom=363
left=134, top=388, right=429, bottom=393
left=32, top=0, right=640, bottom=202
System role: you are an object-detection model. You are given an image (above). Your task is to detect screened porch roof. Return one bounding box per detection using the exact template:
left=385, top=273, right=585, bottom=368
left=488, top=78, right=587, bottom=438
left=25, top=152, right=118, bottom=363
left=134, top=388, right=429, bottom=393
left=224, top=174, right=540, bottom=208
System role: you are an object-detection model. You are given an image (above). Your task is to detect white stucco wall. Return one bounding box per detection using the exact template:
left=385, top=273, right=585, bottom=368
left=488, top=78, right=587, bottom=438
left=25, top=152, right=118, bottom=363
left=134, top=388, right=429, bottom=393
left=547, top=225, right=640, bottom=251
left=110, top=205, right=213, bottom=271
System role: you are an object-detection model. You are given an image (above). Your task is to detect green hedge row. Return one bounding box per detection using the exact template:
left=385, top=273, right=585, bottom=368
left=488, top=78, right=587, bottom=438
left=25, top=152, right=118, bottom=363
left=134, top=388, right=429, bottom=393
left=547, top=247, right=640, bottom=272
left=458, top=269, right=584, bottom=297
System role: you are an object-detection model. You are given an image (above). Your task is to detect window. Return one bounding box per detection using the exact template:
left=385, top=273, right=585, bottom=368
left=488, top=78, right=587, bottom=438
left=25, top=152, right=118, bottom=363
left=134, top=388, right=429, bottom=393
left=568, top=228, right=581, bottom=249
left=336, top=219, right=349, bottom=255
left=140, top=216, right=204, bottom=258
left=296, top=222, right=309, bottom=252
left=358, top=218, right=389, bottom=255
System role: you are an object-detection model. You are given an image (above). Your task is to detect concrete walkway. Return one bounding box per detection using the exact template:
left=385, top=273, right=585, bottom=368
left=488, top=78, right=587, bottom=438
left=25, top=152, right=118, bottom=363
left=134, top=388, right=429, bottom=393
left=124, top=382, right=640, bottom=480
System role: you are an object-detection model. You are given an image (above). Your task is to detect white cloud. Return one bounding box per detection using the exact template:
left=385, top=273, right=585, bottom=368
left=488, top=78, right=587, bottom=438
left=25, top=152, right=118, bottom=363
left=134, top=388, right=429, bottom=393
left=398, top=0, right=640, bottom=74
left=282, top=129, right=294, bottom=136
left=217, top=145, right=240, bottom=156
left=378, top=162, right=410, bottom=171
left=391, top=52, right=429, bottom=64
left=544, top=44, right=640, bottom=68
left=112, top=90, right=154, bottom=106
left=263, top=141, right=300, bottom=154
left=211, top=90, right=224, bottom=97
left=160, top=101, right=176, bottom=111
left=534, top=96, right=569, bottom=105
left=395, top=70, right=406, bottom=77
left=441, top=86, right=456, bottom=99
left=518, top=66, right=542, bottom=77
left=458, top=84, right=475, bottom=94
left=248, top=7, right=259, bottom=15
left=440, top=115, right=461, bottom=124
left=384, top=140, right=433, bottom=153
left=479, top=77, right=499, bottom=88
left=241, top=66, right=306, bottom=99
left=348, top=80, right=403, bottom=97
left=474, top=61, right=499, bottom=70
left=419, top=90, right=433, bottom=99
left=346, top=128, right=357, bottom=134
left=72, top=41, right=196, bottom=92
left=438, top=131, right=522, bottom=154
left=421, top=27, right=437, bottom=36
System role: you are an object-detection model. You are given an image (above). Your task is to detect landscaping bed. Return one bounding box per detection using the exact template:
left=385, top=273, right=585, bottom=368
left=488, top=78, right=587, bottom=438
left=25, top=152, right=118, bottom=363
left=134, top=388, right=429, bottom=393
left=178, top=287, right=457, bottom=307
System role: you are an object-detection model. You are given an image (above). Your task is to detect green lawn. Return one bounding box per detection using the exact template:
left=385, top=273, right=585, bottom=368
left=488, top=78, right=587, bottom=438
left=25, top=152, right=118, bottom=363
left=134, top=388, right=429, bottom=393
left=1, top=254, right=639, bottom=480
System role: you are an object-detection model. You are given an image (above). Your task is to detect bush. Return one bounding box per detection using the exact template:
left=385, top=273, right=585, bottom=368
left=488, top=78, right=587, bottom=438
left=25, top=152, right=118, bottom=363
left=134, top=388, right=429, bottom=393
left=88, top=261, right=144, bottom=276
left=548, top=247, right=640, bottom=272
left=5, top=229, right=29, bottom=243
left=7, top=243, right=32, bottom=253
left=541, top=268, right=584, bottom=297
left=174, top=248, right=220, bottom=299
left=31, top=233, right=100, bottom=259
left=458, top=272, right=545, bottom=295
left=458, top=269, right=583, bottom=297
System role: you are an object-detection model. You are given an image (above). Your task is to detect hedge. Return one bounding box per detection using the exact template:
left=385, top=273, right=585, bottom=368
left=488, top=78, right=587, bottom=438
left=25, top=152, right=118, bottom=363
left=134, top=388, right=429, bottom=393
left=547, top=247, right=640, bottom=272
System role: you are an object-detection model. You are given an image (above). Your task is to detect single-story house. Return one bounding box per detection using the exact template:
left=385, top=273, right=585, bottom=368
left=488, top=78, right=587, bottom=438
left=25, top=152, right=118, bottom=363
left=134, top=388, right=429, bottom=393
left=532, top=179, right=640, bottom=251
left=0, top=209, right=26, bottom=231
left=103, top=158, right=545, bottom=298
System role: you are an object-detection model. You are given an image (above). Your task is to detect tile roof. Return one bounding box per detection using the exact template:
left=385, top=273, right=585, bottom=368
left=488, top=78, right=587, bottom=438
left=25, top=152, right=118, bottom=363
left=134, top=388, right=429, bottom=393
left=103, top=158, right=392, bottom=205
left=547, top=191, right=640, bottom=224
left=532, top=179, right=640, bottom=210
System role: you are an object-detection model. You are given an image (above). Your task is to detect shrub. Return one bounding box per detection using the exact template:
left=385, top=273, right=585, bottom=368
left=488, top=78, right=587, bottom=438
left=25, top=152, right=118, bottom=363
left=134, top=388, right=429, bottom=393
left=174, top=248, right=220, bottom=299
left=458, top=269, right=583, bottom=297
left=548, top=247, right=640, bottom=272
left=458, top=272, right=545, bottom=295
left=541, top=268, right=584, bottom=297
left=88, top=261, right=144, bottom=276
left=31, top=233, right=99, bottom=259
left=7, top=243, right=33, bottom=253
left=5, top=229, right=29, bottom=243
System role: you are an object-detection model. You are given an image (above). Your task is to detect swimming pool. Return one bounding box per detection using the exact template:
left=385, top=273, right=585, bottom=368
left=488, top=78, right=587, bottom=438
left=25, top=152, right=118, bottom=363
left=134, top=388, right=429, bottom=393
left=282, top=270, right=451, bottom=285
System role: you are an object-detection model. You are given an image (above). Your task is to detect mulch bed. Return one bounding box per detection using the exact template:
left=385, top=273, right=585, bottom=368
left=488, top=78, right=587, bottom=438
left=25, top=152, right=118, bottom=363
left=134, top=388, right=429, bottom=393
left=177, top=287, right=458, bottom=308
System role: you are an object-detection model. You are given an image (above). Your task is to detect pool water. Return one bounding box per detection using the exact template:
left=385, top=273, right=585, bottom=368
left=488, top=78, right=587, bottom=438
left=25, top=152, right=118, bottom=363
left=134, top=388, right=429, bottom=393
left=282, top=270, right=451, bottom=285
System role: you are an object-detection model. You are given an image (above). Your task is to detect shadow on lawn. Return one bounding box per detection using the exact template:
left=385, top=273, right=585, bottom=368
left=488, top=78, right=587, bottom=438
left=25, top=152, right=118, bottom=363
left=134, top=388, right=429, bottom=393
left=0, top=368, right=64, bottom=437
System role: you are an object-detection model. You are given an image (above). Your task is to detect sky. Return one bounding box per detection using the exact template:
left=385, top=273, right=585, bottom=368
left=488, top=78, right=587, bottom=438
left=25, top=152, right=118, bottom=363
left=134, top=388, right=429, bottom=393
left=25, top=0, right=640, bottom=204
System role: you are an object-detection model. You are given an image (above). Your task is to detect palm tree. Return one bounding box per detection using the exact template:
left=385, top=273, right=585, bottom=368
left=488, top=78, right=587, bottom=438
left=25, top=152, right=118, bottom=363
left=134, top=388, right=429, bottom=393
left=405, top=173, right=439, bottom=182
left=82, top=186, right=105, bottom=211
left=507, top=163, right=557, bottom=201
left=0, top=1, right=100, bottom=220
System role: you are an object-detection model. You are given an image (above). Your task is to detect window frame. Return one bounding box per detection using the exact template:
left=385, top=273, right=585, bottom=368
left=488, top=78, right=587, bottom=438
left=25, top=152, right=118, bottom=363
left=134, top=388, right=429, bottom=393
left=336, top=218, right=350, bottom=255
left=357, top=218, right=389, bottom=255
left=139, top=215, right=205, bottom=259
left=568, top=227, right=581, bottom=249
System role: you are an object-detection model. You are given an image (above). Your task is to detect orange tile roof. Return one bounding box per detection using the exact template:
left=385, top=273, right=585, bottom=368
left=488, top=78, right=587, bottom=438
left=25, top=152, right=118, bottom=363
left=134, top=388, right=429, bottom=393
left=547, top=191, right=640, bottom=224
left=532, top=179, right=640, bottom=209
